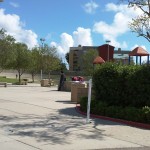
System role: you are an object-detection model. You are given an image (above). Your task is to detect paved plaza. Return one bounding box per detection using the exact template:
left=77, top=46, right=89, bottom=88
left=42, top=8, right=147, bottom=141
left=0, top=84, right=150, bottom=150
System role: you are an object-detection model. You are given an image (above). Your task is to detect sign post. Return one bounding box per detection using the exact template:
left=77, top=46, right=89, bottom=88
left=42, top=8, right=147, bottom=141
left=86, top=79, right=92, bottom=123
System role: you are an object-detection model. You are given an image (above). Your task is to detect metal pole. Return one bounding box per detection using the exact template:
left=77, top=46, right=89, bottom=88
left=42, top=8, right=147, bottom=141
left=136, top=56, right=138, bottom=65
left=106, top=40, right=111, bottom=62
left=40, top=38, right=45, bottom=80
left=86, top=79, right=92, bottom=123
left=140, top=56, right=141, bottom=65
left=40, top=66, right=42, bottom=80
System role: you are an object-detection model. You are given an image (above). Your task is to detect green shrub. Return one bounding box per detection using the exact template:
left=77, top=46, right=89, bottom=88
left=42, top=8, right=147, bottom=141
left=93, top=63, right=150, bottom=108
left=142, top=106, right=150, bottom=122
left=79, top=98, right=150, bottom=124
left=80, top=96, right=88, bottom=112
left=94, top=101, right=107, bottom=115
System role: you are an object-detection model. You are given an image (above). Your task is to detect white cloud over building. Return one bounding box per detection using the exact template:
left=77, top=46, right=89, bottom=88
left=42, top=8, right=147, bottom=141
left=50, top=27, right=93, bottom=60
left=93, top=3, right=143, bottom=49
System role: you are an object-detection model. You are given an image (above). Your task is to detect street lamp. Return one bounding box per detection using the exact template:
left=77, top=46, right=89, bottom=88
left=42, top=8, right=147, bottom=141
left=106, top=40, right=111, bottom=61
left=40, top=38, right=45, bottom=48
left=40, top=38, right=45, bottom=80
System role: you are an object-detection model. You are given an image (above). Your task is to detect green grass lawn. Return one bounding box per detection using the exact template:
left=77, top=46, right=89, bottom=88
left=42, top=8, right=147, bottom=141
left=0, top=76, right=18, bottom=83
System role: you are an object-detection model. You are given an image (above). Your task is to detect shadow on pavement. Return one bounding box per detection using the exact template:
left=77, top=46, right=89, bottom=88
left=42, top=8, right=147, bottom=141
left=0, top=109, right=104, bottom=145
left=0, top=100, right=124, bottom=146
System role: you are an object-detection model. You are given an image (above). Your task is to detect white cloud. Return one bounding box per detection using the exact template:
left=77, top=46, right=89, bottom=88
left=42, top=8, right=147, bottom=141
left=106, top=3, right=142, bottom=16
left=9, top=2, right=19, bottom=8
left=50, top=33, right=74, bottom=60
left=93, top=3, right=143, bottom=49
left=60, top=33, right=74, bottom=53
left=50, top=27, right=93, bottom=61
left=73, top=27, right=92, bottom=46
left=0, top=9, right=38, bottom=49
left=83, top=1, right=99, bottom=14
left=50, top=41, right=57, bottom=47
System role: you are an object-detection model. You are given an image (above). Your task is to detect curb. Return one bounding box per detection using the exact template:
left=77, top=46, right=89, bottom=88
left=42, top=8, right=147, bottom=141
left=75, top=105, right=150, bottom=130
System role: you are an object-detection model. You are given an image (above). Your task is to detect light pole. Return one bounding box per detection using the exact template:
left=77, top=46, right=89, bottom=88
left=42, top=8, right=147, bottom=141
left=106, top=40, right=111, bottom=61
left=40, top=38, right=45, bottom=80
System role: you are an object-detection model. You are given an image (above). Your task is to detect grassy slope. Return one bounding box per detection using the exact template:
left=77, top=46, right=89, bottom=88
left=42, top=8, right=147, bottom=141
left=0, top=76, right=18, bottom=83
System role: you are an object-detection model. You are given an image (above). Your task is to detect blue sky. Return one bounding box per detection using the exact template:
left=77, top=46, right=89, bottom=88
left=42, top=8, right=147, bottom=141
left=0, top=0, right=149, bottom=62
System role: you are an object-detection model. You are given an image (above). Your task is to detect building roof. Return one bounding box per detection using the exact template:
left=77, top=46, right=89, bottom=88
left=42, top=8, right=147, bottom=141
left=93, top=56, right=105, bottom=64
left=129, top=47, right=149, bottom=56
left=70, top=46, right=98, bottom=51
left=98, top=44, right=115, bottom=48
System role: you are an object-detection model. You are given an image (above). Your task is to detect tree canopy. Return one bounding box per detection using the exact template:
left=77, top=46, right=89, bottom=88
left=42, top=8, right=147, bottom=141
left=81, top=49, right=98, bottom=76
left=0, top=28, right=66, bottom=83
left=11, top=42, right=30, bottom=83
left=0, top=28, right=15, bottom=72
left=121, top=0, right=150, bottom=42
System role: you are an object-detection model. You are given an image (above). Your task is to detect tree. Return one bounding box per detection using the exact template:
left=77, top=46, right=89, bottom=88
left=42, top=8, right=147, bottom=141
left=121, top=0, right=150, bottom=42
left=11, top=43, right=30, bottom=83
left=0, top=28, right=16, bottom=72
left=28, top=47, right=41, bottom=82
left=60, top=61, right=68, bottom=71
left=81, top=49, right=98, bottom=76
left=65, top=52, right=69, bottom=64
left=39, top=44, right=62, bottom=80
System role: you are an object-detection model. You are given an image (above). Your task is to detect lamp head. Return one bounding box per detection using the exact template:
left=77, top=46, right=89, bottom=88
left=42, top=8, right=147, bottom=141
left=106, top=40, right=111, bottom=43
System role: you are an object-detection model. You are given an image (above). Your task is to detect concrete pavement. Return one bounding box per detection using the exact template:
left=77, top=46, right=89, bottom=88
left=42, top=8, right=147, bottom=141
left=0, top=83, right=150, bottom=150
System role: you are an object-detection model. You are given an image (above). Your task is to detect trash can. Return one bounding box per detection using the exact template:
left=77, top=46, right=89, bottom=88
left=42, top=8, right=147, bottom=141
left=76, top=87, right=88, bottom=102
left=71, top=82, right=88, bottom=102
left=41, top=79, right=49, bottom=87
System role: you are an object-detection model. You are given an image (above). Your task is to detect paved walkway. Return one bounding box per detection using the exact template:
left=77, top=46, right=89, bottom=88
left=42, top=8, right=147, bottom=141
left=0, top=84, right=150, bottom=150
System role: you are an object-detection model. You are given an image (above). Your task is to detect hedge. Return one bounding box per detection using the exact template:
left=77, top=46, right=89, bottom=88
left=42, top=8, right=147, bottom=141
left=92, top=63, right=150, bottom=107
left=80, top=97, right=150, bottom=124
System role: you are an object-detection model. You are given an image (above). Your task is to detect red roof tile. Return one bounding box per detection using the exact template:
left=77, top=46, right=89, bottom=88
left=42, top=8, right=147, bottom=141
left=93, top=56, right=105, bottom=64
left=129, top=47, right=149, bottom=56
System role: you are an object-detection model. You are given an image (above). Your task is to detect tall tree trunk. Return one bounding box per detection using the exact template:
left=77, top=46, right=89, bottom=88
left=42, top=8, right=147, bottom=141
left=32, top=73, right=35, bottom=83
left=48, top=71, right=51, bottom=82
left=18, top=69, right=21, bottom=84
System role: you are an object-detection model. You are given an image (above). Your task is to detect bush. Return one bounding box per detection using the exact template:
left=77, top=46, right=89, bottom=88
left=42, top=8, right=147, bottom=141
left=142, top=106, right=150, bottom=123
left=80, top=96, right=88, bottom=112
left=79, top=97, right=150, bottom=124
left=92, top=63, right=150, bottom=108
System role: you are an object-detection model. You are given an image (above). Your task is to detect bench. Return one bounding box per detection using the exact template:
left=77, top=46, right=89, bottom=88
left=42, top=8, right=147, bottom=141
left=0, top=82, right=7, bottom=87
left=21, top=81, right=27, bottom=85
